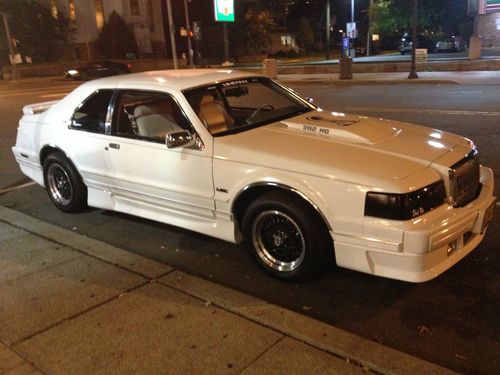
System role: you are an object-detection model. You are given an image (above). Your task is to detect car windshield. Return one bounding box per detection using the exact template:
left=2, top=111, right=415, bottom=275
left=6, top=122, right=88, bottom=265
left=183, top=77, right=314, bottom=136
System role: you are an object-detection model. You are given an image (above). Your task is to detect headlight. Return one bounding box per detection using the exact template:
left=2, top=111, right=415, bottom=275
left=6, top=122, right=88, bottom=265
left=365, top=180, right=446, bottom=220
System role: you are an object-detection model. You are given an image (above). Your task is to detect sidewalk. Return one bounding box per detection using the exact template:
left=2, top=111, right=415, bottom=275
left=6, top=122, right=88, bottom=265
left=278, top=70, right=500, bottom=85
left=0, top=205, right=455, bottom=374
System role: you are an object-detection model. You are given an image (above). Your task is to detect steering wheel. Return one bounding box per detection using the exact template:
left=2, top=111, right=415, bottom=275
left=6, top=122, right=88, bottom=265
left=247, top=104, right=275, bottom=123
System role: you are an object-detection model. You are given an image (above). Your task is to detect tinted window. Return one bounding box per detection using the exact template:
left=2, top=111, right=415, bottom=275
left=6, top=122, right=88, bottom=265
left=71, top=90, right=113, bottom=133
left=184, top=77, right=313, bottom=136
left=112, top=90, right=192, bottom=143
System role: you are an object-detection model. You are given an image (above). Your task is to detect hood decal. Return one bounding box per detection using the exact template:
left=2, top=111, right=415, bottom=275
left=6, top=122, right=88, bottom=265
left=306, top=115, right=359, bottom=127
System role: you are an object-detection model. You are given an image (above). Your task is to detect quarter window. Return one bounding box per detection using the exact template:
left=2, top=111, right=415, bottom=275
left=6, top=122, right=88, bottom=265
left=112, top=91, right=192, bottom=143
left=71, top=90, right=113, bottom=134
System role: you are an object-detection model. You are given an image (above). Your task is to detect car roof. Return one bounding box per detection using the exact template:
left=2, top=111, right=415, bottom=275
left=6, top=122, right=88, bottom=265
left=79, top=69, right=263, bottom=91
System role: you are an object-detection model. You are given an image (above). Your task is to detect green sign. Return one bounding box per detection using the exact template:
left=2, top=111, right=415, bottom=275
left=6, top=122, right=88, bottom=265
left=214, top=0, right=234, bottom=22
left=487, top=0, right=500, bottom=12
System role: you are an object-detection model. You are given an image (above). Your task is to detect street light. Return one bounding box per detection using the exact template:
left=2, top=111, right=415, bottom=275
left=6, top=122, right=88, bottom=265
left=408, top=0, right=419, bottom=79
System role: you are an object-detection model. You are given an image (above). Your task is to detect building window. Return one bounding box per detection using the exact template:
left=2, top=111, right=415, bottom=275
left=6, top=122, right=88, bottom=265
left=69, top=0, right=77, bottom=29
left=147, top=0, right=154, bottom=31
left=130, top=0, right=140, bottom=15
left=95, top=0, right=104, bottom=29
left=50, top=0, right=58, bottom=19
left=496, top=18, right=500, bottom=31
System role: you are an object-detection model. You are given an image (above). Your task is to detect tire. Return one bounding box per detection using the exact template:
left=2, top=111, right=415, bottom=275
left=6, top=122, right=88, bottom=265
left=43, top=152, right=87, bottom=213
left=241, top=191, right=332, bottom=281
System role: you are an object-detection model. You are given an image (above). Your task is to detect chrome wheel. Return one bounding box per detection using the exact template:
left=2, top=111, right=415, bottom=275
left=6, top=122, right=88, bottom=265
left=47, top=163, right=73, bottom=206
left=251, top=210, right=306, bottom=272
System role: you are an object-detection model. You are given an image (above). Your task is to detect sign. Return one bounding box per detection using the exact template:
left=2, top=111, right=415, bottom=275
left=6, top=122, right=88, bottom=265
left=486, top=0, right=500, bottom=12
left=192, top=21, right=201, bottom=40
left=415, top=48, right=428, bottom=62
left=346, top=22, right=357, bottom=38
left=342, top=37, right=350, bottom=49
left=468, top=0, right=500, bottom=14
left=214, top=0, right=234, bottom=22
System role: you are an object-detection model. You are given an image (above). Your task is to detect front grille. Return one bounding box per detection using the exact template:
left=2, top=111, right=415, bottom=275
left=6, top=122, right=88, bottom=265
left=449, top=155, right=481, bottom=207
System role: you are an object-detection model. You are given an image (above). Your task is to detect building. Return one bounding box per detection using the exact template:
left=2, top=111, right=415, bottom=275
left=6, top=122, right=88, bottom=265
left=470, top=0, right=500, bottom=47
left=47, top=0, right=166, bottom=61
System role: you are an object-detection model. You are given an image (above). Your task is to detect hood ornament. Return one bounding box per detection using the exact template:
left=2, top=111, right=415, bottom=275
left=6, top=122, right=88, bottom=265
left=306, top=116, right=359, bottom=127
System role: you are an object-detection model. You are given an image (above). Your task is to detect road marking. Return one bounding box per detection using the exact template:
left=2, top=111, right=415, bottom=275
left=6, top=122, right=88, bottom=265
left=40, top=92, right=70, bottom=98
left=0, top=85, right=78, bottom=99
left=0, top=181, right=36, bottom=195
left=343, top=106, right=500, bottom=117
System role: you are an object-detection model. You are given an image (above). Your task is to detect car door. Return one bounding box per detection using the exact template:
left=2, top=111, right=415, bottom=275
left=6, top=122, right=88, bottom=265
left=103, top=89, right=215, bottom=221
left=63, top=89, right=113, bottom=192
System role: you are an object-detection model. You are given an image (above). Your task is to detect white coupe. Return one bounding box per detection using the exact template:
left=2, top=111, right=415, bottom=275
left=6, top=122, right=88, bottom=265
left=12, top=69, right=496, bottom=282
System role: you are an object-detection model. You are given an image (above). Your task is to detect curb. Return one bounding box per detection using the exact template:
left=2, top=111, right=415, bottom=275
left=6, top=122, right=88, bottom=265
left=0, top=205, right=456, bottom=374
left=278, top=78, right=459, bottom=86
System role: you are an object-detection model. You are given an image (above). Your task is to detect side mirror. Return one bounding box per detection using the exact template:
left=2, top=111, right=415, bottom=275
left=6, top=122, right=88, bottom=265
left=166, top=130, right=195, bottom=149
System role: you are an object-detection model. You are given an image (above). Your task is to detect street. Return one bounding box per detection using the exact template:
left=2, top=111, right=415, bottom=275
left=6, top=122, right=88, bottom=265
left=0, top=77, right=499, bottom=374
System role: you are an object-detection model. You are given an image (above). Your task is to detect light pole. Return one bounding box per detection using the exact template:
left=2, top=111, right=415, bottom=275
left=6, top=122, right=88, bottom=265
left=326, top=0, right=330, bottom=60
left=408, top=0, right=418, bottom=79
left=366, top=0, right=373, bottom=56
left=166, top=0, right=178, bottom=69
left=1, top=12, right=18, bottom=77
left=183, top=0, right=194, bottom=67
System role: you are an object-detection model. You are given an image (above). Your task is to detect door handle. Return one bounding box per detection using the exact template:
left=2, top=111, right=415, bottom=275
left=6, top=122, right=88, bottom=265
left=109, top=143, right=120, bottom=150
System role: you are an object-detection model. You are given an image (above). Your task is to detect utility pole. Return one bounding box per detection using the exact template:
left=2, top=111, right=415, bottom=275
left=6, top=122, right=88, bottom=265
left=223, top=22, right=229, bottom=62
left=366, top=0, right=373, bottom=56
left=166, top=0, right=178, bottom=69
left=326, top=0, right=330, bottom=60
left=183, top=0, right=194, bottom=67
left=408, top=0, right=418, bottom=79
left=1, top=12, right=18, bottom=78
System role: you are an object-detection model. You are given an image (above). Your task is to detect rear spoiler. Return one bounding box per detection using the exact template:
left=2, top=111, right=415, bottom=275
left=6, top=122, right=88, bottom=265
left=22, top=100, right=60, bottom=115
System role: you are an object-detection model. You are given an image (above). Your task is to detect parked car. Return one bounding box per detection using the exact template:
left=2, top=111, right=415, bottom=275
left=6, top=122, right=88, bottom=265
left=435, top=35, right=467, bottom=53
left=399, top=34, right=435, bottom=54
left=64, top=60, right=132, bottom=80
left=12, top=70, right=496, bottom=282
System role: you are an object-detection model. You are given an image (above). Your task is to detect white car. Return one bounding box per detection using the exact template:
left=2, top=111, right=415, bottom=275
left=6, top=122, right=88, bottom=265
left=12, top=69, right=496, bottom=282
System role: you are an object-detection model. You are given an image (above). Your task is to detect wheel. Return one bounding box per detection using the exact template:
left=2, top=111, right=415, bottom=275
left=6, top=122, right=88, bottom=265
left=43, top=152, right=87, bottom=213
left=241, top=192, right=331, bottom=280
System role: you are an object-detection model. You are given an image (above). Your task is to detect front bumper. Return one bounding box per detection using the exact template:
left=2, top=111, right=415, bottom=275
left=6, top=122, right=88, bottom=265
left=333, top=166, right=496, bottom=282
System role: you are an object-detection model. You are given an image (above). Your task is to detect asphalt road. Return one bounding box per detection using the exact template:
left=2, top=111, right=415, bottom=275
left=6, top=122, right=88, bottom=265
left=0, top=78, right=499, bottom=374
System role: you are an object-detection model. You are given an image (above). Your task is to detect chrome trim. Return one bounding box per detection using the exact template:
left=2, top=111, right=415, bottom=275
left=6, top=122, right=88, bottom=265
left=232, top=182, right=332, bottom=230
left=40, top=144, right=72, bottom=166
left=252, top=209, right=306, bottom=272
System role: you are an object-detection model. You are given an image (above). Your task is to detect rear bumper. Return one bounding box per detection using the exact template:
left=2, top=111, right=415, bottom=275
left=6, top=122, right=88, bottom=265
left=333, top=166, right=496, bottom=282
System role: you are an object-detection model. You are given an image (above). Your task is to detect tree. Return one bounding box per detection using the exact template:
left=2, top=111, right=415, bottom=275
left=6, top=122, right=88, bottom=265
left=295, top=17, right=314, bottom=54
left=232, top=8, right=274, bottom=55
left=372, top=0, right=472, bottom=39
left=96, top=11, right=137, bottom=59
left=0, top=0, right=68, bottom=63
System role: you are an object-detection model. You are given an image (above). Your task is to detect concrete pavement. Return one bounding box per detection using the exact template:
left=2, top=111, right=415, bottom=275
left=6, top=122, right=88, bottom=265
left=0, top=205, right=456, bottom=374
left=278, top=70, right=500, bottom=86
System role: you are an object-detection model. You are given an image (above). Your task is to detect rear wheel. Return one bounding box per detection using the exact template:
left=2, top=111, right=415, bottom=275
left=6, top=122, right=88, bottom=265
left=43, top=152, right=87, bottom=213
left=241, top=192, right=331, bottom=280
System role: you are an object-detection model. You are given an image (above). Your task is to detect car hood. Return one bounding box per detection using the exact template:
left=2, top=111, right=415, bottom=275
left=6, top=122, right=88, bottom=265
left=213, top=110, right=471, bottom=189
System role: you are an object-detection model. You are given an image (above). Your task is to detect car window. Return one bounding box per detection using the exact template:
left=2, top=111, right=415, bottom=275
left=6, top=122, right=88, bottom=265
left=184, top=77, right=313, bottom=136
left=112, top=90, right=192, bottom=143
left=71, top=90, right=113, bottom=134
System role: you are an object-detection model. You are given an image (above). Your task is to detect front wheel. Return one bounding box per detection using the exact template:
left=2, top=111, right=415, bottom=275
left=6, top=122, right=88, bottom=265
left=241, top=192, right=331, bottom=280
left=43, top=152, right=87, bottom=213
